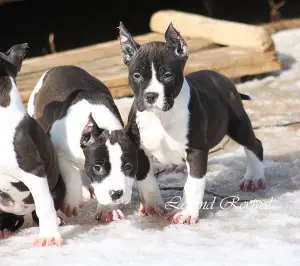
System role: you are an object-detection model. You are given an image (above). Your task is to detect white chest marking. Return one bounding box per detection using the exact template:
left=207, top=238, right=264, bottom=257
left=136, top=79, right=191, bottom=165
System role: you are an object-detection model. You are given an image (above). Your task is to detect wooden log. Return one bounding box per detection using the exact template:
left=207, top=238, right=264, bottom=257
left=261, top=18, right=300, bottom=34
left=18, top=46, right=281, bottom=104
left=20, top=33, right=214, bottom=76
left=150, top=10, right=274, bottom=51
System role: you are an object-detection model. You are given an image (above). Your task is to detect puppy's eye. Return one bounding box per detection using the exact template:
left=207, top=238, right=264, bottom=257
left=133, top=72, right=141, bottom=80
left=93, top=164, right=103, bottom=174
left=164, top=72, right=173, bottom=79
left=124, top=163, right=133, bottom=171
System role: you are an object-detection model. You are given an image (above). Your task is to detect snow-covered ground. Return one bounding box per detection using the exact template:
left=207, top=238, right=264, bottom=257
left=2, top=28, right=300, bottom=265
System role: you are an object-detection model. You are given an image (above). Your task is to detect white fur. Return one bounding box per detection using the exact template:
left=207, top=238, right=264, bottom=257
left=92, top=142, right=134, bottom=205
left=27, top=71, right=47, bottom=117
left=0, top=77, right=60, bottom=238
left=137, top=158, right=165, bottom=208
left=136, top=78, right=191, bottom=165
left=51, top=99, right=122, bottom=163
left=244, top=148, right=265, bottom=180
left=29, top=74, right=133, bottom=208
left=50, top=100, right=124, bottom=208
left=182, top=162, right=206, bottom=217
left=136, top=78, right=192, bottom=211
left=144, top=63, right=165, bottom=110
left=0, top=173, right=35, bottom=215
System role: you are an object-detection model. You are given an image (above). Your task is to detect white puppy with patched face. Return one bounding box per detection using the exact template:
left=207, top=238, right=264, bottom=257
left=27, top=66, right=138, bottom=223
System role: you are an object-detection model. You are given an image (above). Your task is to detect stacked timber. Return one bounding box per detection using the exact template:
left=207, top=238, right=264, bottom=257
left=17, top=10, right=283, bottom=105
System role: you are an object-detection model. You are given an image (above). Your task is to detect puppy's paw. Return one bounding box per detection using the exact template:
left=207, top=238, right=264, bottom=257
left=165, top=164, right=186, bottom=174
left=240, top=177, right=266, bottom=192
left=139, top=200, right=167, bottom=216
left=60, top=199, right=83, bottom=218
left=33, top=236, right=63, bottom=247
left=95, top=204, right=124, bottom=224
left=0, top=229, right=11, bottom=239
left=167, top=210, right=198, bottom=224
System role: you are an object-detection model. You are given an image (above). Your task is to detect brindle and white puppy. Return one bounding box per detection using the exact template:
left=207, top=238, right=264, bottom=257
left=118, top=23, right=266, bottom=224
left=0, top=44, right=65, bottom=246
left=27, top=66, right=137, bottom=223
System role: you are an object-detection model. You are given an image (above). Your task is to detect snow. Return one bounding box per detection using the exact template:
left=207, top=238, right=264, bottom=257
left=2, top=28, right=300, bottom=265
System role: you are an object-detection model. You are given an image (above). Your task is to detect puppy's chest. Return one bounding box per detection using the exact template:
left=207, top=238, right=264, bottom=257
left=137, top=111, right=189, bottom=165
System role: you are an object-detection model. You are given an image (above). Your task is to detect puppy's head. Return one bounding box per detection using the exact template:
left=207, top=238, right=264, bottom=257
left=80, top=113, right=137, bottom=205
left=0, top=43, right=28, bottom=78
left=118, top=22, right=188, bottom=112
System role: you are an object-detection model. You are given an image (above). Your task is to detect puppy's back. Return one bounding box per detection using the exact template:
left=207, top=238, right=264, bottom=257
left=31, top=66, right=121, bottom=133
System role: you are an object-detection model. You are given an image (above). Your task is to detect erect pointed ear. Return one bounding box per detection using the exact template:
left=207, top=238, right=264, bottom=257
left=165, top=23, right=188, bottom=59
left=118, top=22, right=140, bottom=66
left=80, top=113, right=104, bottom=149
left=5, top=43, right=29, bottom=74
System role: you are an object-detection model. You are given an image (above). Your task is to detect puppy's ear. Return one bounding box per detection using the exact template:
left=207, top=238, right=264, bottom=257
left=0, top=43, right=28, bottom=78
left=165, top=23, right=188, bottom=59
left=118, top=22, right=140, bottom=66
left=80, top=113, right=104, bottom=149
left=5, top=43, right=29, bottom=74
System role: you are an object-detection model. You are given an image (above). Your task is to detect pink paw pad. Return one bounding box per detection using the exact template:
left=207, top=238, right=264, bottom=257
left=240, top=179, right=266, bottom=192
left=95, top=209, right=124, bottom=224
left=139, top=203, right=167, bottom=216
left=61, top=201, right=83, bottom=217
left=167, top=212, right=198, bottom=224
left=33, top=237, right=63, bottom=247
left=0, top=229, right=11, bottom=239
left=165, top=165, right=186, bottom=174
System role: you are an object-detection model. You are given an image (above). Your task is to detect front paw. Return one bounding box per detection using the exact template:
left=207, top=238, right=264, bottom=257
left=240, top=176, right=266, bottom=192
left=95, top=204, right=124, bottom=224
left=0, top=229, right=11, bottom=239
left=33, top=235, right=63, bottom=247
left=138, top=199, right=167, bottom=216
left=167, top=210, right=198, bottom=224
left=60, top=199, right=83, bottom=218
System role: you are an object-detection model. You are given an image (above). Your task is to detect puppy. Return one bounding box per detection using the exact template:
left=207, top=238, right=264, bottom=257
left=27, top=66, right=137, bottom=223
left=0, top=44, right=65, bottom=245
left=118, top=23, right=265, bottom=224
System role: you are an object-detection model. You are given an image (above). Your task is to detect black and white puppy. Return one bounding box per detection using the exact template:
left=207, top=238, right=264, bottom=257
left=118, top=23, right=266, bottom=224
left=0, top=44, right=65, bottom=245
left=27, top=66, right=137, bottom=223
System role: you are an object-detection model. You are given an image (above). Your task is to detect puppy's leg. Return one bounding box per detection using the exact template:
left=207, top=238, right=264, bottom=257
left=20, top=172, right=62, bottom=246
left=168, top=149, right=208, bottom=224
left=137, top=149, right=166, bottom=216
left=0, top=211, right=24, bottom=238
left=32, top=174, right=66, bottom=226
left=58, top=157, right=83, bottom=217
left=228, top=117, right=265, bottom=191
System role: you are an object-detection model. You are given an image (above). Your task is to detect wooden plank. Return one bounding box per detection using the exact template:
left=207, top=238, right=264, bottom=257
left=20, top=33, right=214, bottom=76
left=150, top=10, right=274, bottom=51
left=18, top=46, right=281, bottom=104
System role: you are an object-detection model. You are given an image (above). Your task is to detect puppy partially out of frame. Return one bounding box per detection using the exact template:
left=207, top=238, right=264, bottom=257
left=0, top=44, right=65, bottom=246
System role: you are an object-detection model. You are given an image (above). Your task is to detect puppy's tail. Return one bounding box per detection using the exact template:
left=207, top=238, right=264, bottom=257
left=239, top=93, right=251, bottom=100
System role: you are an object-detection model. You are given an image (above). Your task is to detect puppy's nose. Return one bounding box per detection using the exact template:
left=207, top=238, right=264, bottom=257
left=144, top=92, right=158, bottom=104
left=109, top=190, right=123, bottom=201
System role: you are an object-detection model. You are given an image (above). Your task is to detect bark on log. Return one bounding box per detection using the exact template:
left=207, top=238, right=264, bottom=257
left=150, top=10, right=274, bottom=51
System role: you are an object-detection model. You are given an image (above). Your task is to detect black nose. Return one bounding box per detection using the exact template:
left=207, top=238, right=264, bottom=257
left=109, top=190, right=123, bottom=201
left=144, top=92, right=158, bottom=104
